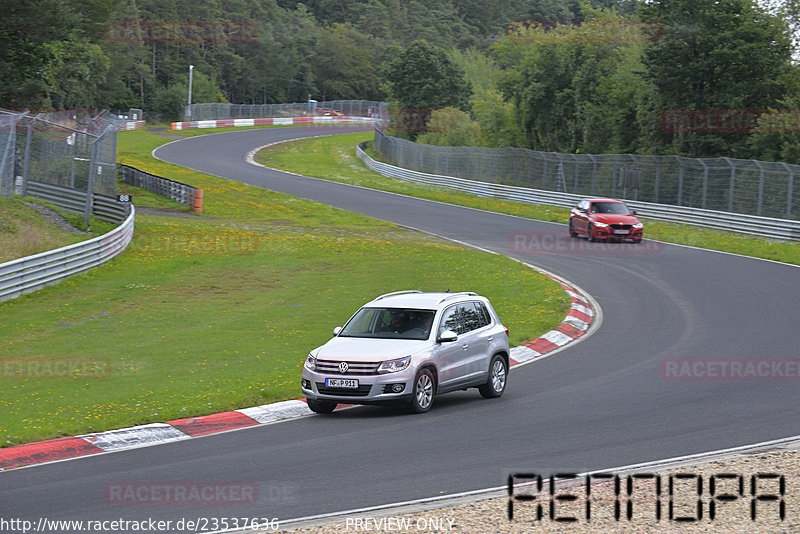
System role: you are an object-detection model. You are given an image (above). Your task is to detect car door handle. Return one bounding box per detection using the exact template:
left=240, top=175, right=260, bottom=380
left=488, top=337, right=493, bottom=342
left=462, top=343, right=469, bottom=350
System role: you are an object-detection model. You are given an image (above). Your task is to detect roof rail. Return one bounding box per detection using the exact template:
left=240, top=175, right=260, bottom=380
left=374, top=290, right=423, bottom=301
left=437, top=292, right=478, bottom=304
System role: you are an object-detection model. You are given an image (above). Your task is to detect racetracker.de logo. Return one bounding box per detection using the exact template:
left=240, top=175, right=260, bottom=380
left=128, top=233, right=259, bottom=255
left=661, top=358, right=800, bottom=381
left=105, top=482, right=259, bottom=505
left=656, top=109, right=800, bottom=134
left=510, top=231, right=664, bottom=254
left=507, top=19, right=663, bottom=44
left=104, top=20, right=259, bottom=45
left=0, top=357, right=112, bottom=379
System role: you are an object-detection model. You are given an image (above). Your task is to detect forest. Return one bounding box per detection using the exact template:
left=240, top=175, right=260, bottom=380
left=2, top=0, right=800, bottom=162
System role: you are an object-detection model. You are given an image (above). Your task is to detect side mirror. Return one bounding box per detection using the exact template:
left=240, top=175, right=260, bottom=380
left=332, top=326, right=342, bottom=336
left=580, top=207, right=588, bottom=213
left=632, top=210, right=638, bottom=215
left=438, top=330, right=458, bottom=343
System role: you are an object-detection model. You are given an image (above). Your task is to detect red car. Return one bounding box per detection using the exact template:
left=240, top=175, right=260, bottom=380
left=569, top=198, right=643, bottom=243
left=317, top=107, right=342, bottom=116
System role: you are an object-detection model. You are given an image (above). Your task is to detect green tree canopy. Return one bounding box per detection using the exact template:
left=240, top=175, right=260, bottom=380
left=641, top=0, right=795, bottom=157
left=384, top=39, right=471, bottom=138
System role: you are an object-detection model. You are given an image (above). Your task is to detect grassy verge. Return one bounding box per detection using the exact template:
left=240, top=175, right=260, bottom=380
left=0, top=198, right=115, bottom=264
left=117, top=179, right=191, bottom=212
left=0, top=129, right=570, bottom=447
left=256, top=133, right=800, bottom=265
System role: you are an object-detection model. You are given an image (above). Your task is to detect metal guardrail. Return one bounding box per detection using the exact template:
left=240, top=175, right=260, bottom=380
left=25, top=181, right=86, bottom=214
left=25, top=181, right=129, bottom=223
left=119, top=164, right=203, bottom=212
left=0, top=205, right=135, bottom=302
left=93, top=194, right=130, bottom=223
left=373, top=129, right=800, bottom=222
left=356, top=142, right=800, bottom=241
left=186, top=100, right=386, bottom=121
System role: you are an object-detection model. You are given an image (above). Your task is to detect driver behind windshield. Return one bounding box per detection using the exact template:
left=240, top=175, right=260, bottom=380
left=382, top=310, right=409, bottom=333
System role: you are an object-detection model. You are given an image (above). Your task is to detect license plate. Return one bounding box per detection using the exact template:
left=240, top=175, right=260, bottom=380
left=613, top=229, right=630, bottom=235
left=325, top=378, right=359, bottom=389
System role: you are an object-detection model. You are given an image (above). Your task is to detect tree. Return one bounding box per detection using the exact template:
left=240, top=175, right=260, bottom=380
left=310, top=23, right=385, bottom=101
left=152, top=70, right=227, bottom=121
left=510, top=41, right=580, bottom=151
left=384, top=39, right=472, bottom=139
left=0, top=0, right=96, bottom=109
left=640, top=0, right=795, bottom=158
left=415, top=108, right=483, bottom=146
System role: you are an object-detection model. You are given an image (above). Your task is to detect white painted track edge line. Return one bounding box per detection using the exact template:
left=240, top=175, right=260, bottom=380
left=237, top=433, right=800, bottom=533
left=165, top=127, right=800, bottom=270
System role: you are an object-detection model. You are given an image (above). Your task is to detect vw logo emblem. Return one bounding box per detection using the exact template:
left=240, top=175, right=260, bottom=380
left=339, top=362, right=349, bottom=374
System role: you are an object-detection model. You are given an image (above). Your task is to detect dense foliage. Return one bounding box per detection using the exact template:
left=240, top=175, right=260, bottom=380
left=2, top=0, right=799, bottom=161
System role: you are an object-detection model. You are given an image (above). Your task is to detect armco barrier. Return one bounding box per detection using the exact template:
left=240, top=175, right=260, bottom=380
left=25, top=181, right=129, bottom=223
left=356, top=142, right=800, bottom=241
left=119, top=164, right=203, bottom=213
left=171, top=115, right=376, bottom=130
left=0, top=205, right=135, bottom=302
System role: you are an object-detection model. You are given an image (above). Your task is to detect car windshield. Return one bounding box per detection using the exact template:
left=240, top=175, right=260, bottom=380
left=339, top=308, right=435, bottom=340
left=591, top=202, right=631, bottom=214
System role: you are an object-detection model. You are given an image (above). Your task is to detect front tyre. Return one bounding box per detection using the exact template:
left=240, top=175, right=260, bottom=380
left=306, top=399, right=337, bottom=414
left=587, top=223, right=597, bottom=242
left=479, top=355, right=508, bottom=399
left=408, top=368, right=435, bottom=413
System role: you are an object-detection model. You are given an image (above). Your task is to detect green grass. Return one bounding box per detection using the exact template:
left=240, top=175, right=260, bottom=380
left=117, top=179, right=191, bottom=212
left=0, top=129, right=570, bottom=447
left=256, top=133, right=800, bottom=265
left=0, top=198, right=115, bottom=264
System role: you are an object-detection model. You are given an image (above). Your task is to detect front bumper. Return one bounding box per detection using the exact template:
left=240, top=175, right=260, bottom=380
left=301, top=368, right=415, bottom=405
left=593, top=227, right=643, bottom=241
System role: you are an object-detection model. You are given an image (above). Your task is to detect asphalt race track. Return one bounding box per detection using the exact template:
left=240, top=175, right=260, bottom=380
left=3, top=125, right=799, bottom=531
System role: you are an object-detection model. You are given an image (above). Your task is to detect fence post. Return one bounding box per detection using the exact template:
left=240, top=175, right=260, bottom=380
left=0, top=114, right=18, bottom=198
left=571, top=153, right=579, bottom=193
left=781, top=162, right=794, bottom=219
left=725, top=157, right=735, bottom=212
left=83, top=141, right=98, bottom=226
left=589, top=154, right=597, bottom=196
left=653, top=156, right=660, bottom=204
left=755, top=160, right=765, bottom=216
left=699, top=159, right=708, bottom=209
left=21, top=114, right=37, bottom=197
left=611, top=154, right=622, bottom=197
left=676, top=155, right=684, bottom=205
left=70, top=137, right=77, bottom=189
left=541, top=154, right=548, bottom=189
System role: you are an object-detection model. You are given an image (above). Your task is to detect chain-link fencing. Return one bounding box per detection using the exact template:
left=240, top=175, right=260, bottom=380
left=0, top=108, right=124, bottom=223
left=185, top=100, right=387, bottom=121
left=0, top=110, right=28, bottom=198
left=374, top=130, right=800, bottom=220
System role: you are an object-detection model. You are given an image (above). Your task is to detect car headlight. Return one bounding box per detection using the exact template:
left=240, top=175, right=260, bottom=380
left=593, top=221, right=609, bottom=228
left=304, top=354, right=317, bottom=371
left=633, top=223, right=643, bottom=229
left=377, top=356, right=411, bottom=374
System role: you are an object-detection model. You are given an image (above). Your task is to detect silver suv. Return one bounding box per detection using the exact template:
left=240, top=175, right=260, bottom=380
left=301, top=291, right=510, bottom=414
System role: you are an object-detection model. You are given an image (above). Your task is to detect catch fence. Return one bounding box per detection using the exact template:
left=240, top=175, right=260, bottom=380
left=185, top=100, right=386, bottom=121
left=374, top=130, right=800, bottom=221
left=0, top=109, right=123, bottom=223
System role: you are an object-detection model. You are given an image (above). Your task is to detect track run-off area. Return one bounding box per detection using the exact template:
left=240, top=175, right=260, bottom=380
left=2, top=125, right=799, bottom=531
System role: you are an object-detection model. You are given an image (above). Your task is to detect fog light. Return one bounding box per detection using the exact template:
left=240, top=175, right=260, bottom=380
left=391, top=383, right=404, bottom=393
left=301, top=379, right=311, bottom=389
